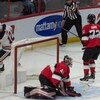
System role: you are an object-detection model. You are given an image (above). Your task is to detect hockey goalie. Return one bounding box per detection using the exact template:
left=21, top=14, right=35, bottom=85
left=24, top=55, right=81, bottom=99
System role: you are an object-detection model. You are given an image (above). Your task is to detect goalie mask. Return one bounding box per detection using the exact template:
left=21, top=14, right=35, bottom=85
left=63, top=55, right=73, bottom=67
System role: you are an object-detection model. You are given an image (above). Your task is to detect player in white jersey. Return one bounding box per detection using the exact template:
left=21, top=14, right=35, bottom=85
left=0, top=23, right=15, bottom=72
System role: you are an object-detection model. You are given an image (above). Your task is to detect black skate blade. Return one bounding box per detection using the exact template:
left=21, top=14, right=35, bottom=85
left=80, top=79, right=95, bottom=84
left=88, top=79, right=95, bottom=84
left=80, top=81, right=89, bottom=84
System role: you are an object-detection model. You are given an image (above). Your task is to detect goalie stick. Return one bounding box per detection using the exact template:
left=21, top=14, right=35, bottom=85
left=80, top=79, right=95, bottom=95
left=80, top=82, right=90, bottom=94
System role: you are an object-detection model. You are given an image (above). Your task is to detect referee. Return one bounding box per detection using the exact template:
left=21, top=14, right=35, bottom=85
left=60, top=0, right=82, bottom=46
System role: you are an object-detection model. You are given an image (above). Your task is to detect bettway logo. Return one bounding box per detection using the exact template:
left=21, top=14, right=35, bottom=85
left=35, top=15, right=62, bottom=36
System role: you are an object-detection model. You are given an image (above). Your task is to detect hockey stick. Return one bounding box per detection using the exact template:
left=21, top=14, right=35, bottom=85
left=80, top=82, right=90, bottom=94
left=62, top=28, right=79, bottom=37
left=53, top=20, right=79, bottom=38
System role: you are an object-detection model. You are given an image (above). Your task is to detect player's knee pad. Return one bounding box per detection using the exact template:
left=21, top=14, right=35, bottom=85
left=24, top=86, right=37, bottom=98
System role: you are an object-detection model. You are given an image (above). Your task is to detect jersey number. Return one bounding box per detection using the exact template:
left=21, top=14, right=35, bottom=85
left=89, top=30, right=100, bottom=39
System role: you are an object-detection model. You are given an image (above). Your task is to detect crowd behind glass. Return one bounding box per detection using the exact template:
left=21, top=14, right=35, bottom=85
left=0, top=0, right=100, bottom=21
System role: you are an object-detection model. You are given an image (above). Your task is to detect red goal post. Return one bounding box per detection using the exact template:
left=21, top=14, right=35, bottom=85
left=13, top=37, right=59, bottom=93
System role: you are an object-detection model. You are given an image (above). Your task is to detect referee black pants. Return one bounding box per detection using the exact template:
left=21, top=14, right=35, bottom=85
left=61, top=15, right=82, bottom=44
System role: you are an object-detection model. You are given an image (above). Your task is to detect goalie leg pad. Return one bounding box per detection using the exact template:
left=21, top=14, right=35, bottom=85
left=24, top=86, right=56, bottom=99
left=24, top=86, right=37, bottom=98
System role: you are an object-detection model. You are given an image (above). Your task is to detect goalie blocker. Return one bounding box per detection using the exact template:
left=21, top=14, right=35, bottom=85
left=24, top=85, right=81, bottom=99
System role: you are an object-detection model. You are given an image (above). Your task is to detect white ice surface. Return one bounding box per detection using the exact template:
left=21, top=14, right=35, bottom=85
left=0, top=42, right=100, bottom=100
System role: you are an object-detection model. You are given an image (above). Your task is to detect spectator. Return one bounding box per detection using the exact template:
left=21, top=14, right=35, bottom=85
left=92, top=0, right=100, bottom=6
left=33, top=0, right=46, bottom=13
left=21, top=0, right=36, bottom=15
left=77, top=0, right=93, bottom=7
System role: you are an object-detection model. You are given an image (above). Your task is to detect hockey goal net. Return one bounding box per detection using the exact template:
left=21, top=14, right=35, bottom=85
left=0, top=37, right=59, bottom=94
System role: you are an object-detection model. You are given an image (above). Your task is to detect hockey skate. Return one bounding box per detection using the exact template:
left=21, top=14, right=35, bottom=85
left=80, top=74, right=89, bottom=82
left=0, top=65, right=4, bottom=72
left=88, top=72, right=95, bottom=83
left=59, top=43, right=66, bottom=47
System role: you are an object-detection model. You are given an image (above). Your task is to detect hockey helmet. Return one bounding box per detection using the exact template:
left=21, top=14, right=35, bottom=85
left=63, top=55, right=73, bottom=67
left=87, top=14, right=96, bottom=24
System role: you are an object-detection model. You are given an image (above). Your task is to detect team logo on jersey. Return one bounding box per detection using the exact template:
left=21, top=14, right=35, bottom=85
left=34, top=15, right=62, bottom=36
left=60, top=69, right=64, bottom=74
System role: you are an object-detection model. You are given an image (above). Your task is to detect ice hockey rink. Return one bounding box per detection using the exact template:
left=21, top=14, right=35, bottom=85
left=0, top=41, right=100, bottom=100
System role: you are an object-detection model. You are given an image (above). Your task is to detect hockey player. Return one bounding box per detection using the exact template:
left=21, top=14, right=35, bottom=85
left=24, top=55, right=81, bottom=99
left=60, top=0, right=82, bottom=46
left=80, top=14, right=100, bottom=82
left=0, top=23, right=15, bottom=72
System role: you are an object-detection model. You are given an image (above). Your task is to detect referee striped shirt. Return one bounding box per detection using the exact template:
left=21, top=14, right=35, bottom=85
left=63, top=1, right=80, bottom=20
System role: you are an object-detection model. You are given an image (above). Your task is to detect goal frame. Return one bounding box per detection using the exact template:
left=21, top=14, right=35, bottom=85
left=14, top=37, right=59, bottom=93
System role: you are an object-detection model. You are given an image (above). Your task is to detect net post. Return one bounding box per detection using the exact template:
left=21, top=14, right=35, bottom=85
left=14, top=46, right=18, bottom=94
left=56, top=37, right=59, bottom=63
left=13, top=37, right=59, bottom=94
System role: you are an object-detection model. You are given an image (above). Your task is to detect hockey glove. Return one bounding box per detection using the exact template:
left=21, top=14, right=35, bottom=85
left=56, top=81, right=66, bottom=96
left=66, top=86, right=81, bottom=97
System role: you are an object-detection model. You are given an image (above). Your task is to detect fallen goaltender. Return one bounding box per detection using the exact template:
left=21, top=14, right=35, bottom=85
left=24, top=85, right=81, bottom=99
left=24, top=55, right=81, bottom=99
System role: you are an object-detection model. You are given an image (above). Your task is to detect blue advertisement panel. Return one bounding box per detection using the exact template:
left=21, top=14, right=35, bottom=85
left=35, top=15, right=62, bottom=36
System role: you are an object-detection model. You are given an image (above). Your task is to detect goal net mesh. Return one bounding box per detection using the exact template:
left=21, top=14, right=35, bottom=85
left=0, top=37, right=59, bottom=95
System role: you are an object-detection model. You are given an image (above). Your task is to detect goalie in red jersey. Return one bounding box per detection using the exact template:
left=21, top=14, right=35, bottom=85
left=24, top=55, right=81, bottom=99
left=80, top=14, right=100, bottom=82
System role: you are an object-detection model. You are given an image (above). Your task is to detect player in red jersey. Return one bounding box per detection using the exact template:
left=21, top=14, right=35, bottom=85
left=80, top=14, right=100, bottom=82
left=39, top=55, right=81, bottom=97
left=24, top=55, right=81, bottom=99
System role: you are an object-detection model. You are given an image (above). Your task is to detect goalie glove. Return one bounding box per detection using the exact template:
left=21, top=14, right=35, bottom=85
left=56, top=82, right=81, bottom=97
left=56, top=81, right=66, bottom=96
left=66, top=86, right=81, bottom=97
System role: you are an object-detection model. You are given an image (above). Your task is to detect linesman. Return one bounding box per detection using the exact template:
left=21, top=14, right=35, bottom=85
left=60, top=0, right=82, bottom=46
